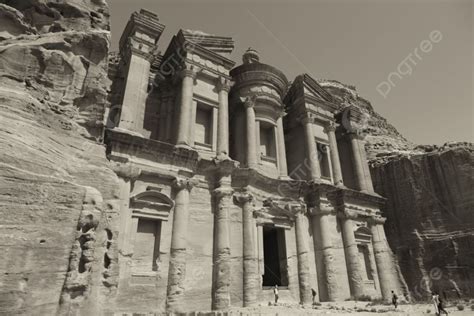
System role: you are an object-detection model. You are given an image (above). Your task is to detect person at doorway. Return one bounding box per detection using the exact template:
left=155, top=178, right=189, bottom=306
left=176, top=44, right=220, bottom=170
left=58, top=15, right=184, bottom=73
left=311, top=288, right=317, bottom=304
left=391, top=290, right=398, bottom=309
left=273, top=285, right=279, bottom=304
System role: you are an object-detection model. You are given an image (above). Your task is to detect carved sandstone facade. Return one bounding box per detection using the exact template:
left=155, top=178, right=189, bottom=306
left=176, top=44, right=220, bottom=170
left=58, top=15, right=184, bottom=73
left=105, top=9, right=406, bottom=313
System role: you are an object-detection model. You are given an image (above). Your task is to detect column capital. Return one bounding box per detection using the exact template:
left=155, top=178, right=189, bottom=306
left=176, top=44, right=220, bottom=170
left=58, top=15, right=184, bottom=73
left=368, top=216, right=387, bottom=225
left=277, top=111, right=287, bottom=118
left=233, top=192, right=254, bottom=205
left=337, top=208, right=359, bottom=220
left=173, top=177, right=198, bottom=191
left=179, top=64, right=200, bottom=80
left=216, top=76, right=233, bottom=92
left=300, top=114, right=314, bottom=125
left=111, top=163, right=141, bottom=180
left=286, top=202, right=307, bottom=215
left=348, top=131, right=366, bottom=140
left=308, top=204, right=334, bottom=216
left=213, top=187, right=234, bottom=198
left=240, top=95, right=257, bottom=108
left=323, top=121, right=337, bottom=133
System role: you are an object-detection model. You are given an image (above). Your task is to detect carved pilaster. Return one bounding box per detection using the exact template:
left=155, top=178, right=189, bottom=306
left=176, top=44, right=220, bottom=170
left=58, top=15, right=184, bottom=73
left=324, top=121, right=344, bottom=186
left=166, top=176, right=197, bottom=313
left=234, top=192, right=258, bottom=307
left=176, top=65, right=199, bottom=147
left=293, top=203, right=312, bottom=305
left=212, top=182, right=233, bottom=310
left=241, top=96, right=258, bottom=168
left=301, top=113, right=320, bottom=180
left=216, top=77, right=232, bottom=156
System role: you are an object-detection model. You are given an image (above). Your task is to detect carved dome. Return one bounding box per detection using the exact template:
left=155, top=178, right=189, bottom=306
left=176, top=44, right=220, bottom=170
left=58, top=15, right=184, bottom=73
left=230, top=49, right=288, bottom=102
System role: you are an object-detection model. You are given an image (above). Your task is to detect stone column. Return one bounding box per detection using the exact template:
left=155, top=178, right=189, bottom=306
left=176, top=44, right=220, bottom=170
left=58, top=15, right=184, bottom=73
left=166, top=177, right=196, bottom=313
left=339, top=210, right=364, bottom=298
left=234, top=192, right=258, bottom=307
left=176, top=66, right=197, bottom=147
left=255, top=120, right=261, bottom=164
left=216, top=77, right=231, bottom=156
left=212, top=180, right=233, bottom=310
left=349, top=132, right=368, bottom=192
left=324, top=122, right=344, bottom=186
left=358, top=137, right=375, bottom=193
left=310, top=205, right=339, bottom=301
left=276, top=115, right=288, bottom=177
left=189, top=100, right=197, bottom=147
left=366, top=243, right=382, bottom=296
left=370, top=217, right=398, bottom=301
left=302, top=116, right=321, bottom=180
left=243, top=97, right=258, bottom=168
left=293, top=205, right=312, bottom=305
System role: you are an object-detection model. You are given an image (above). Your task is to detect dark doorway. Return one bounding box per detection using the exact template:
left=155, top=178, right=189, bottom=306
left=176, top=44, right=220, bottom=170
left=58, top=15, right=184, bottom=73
left=262, top=226, right=288, bottom=287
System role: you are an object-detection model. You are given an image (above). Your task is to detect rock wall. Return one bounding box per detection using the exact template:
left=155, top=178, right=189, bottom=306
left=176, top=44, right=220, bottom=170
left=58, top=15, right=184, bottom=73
left=0, top=1, right=121, bottom=315
left=370, top=143, right=474, bottom=300
left=318, top=80, right=473, bottom=300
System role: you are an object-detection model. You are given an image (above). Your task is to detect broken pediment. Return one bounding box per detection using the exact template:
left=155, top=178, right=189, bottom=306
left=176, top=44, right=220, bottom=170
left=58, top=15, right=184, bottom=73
left=182, top=29, right=234, bottom=57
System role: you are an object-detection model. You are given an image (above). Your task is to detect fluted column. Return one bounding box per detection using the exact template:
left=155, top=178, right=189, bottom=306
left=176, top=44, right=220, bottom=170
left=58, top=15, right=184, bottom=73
left=293, top=205, right=312, bottom=305
left=216, top=77, right=231, bottom=156
left=324, top=122, right=343, bottom=186
left=243, top=97, right=258, bottom=168
left=349, top=132, right=368, bottom=192
left=370, top=217, right=398, bottom=301
left=234, top=192, right=258, bottom=307
left=166, top=177, right=197, bottom=313
left=276, top=115, right=288, bottom=177
left=212, top=180, right=233, bottom=310
left=310, top=205, right=339, bottom=301
left=176, top=67, right=197, bottom=147
left=339, top=210, right=364, bottom=298
left=302, top=116, right=321, bottom=180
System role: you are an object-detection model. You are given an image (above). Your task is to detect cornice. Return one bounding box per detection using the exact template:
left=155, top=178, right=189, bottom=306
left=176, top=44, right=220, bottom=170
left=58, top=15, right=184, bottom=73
left=105, top=128, right=200, bottom=172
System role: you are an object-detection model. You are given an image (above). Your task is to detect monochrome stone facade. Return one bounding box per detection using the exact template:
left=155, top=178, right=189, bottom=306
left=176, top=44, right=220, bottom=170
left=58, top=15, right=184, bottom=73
left=105, top=9, right=406, bottom=312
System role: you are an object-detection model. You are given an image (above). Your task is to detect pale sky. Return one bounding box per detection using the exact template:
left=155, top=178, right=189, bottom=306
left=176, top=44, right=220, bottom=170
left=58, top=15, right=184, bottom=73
left=109, top=0, right=473, bottom=145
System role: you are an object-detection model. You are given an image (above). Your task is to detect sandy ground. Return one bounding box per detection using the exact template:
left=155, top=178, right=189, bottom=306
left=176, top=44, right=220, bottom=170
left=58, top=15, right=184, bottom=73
left=223, top=300, right=474, bottom=315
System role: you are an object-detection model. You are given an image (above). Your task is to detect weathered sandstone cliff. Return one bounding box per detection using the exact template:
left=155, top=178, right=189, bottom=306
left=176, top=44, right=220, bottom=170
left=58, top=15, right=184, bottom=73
left=371, top=143, right=474, bottom=300
left=0, top=1, right=121, bottom=314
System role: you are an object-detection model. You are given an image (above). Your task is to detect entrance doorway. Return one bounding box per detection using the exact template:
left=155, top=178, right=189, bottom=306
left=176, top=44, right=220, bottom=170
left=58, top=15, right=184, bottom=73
left=262, top=226, right=288, bottom=287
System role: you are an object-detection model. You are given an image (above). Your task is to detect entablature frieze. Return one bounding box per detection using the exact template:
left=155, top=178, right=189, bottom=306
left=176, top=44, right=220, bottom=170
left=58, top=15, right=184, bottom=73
left=231, top=168, right=304, bottom=200
left=252, top=198, right=305, bottom=229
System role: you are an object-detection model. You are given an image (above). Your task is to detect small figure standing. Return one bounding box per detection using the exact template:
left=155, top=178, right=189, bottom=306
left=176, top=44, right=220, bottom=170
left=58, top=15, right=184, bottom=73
left=391, top=290, right=398, bottom=309
left=432, top=292, right=440, bottom=315
left=437, top=294, right=448, bottom=315
left=273, top=285, right=279, bottom=304
left=311, top=288, right=317, bottom=304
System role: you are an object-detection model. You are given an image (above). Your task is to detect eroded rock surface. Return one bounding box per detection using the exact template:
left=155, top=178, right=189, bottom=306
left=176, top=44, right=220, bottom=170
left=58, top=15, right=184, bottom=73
left=0, top=1, right=120, bottom=315
left=371, top=143, right=474, bottom=300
